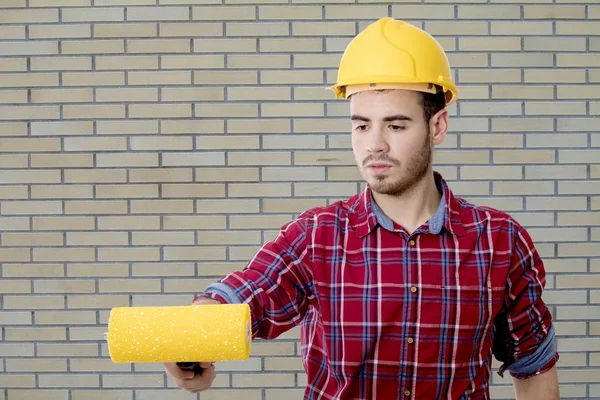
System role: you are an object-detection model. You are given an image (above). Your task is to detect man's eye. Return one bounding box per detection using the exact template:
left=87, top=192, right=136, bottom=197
left=389, top=125, right=405, bottom=131
left=354, top=125, right=368, bottom=131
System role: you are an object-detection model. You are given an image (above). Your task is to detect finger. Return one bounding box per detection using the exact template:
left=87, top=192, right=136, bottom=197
left=199, top=362, right=214, bottom=368
left=164, top=362, right=194, bottom=380
left=175, top=367, right=216, bottom=391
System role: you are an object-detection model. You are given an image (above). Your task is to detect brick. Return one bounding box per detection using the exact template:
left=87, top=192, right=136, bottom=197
left=294, top=182, right=356, bottom=197
left=0, top=247, right=31, bottom=262
left=30, top=56, right=92, bottom=72
left=195, top=199, right=259, bottom=213
left=97, top=120, right=157, bottom=135
left=164, top=246, right=226, bottom=261
left=524, top=4, right=584, bottom=19
left=96, top=55, right=158, bottom=70
left=35, top=311, right=96, bottom=325
left=160, top=22, right=222, bottom=37
left=425, top=21, right=487, bottom=36
left=327, top=166, right=363, bottom=181
left=160, top=152, right=224, bottom=167
left=162, top=55, right=224, bottom=71
left=2, top=233, right=63, bottom=247
left=195, top=167, right=259, bottom=182
left=492, top=118, right=553, bottom=132
left=490, top=54, right=553, bottom=69
left=263, top=103, right=324, bottom=117
left=260, top=38, right=322, bottom=53
left=558, top=243, right=600, bottom=257
left=263, top=135, right=325, bottom=150
left=261, top=70, right=323, bottom=85
left=98, top=279, right=161, bottom=293
left=98, top=247, right=161, bottom=262
left=131, top=199, right=194, bottom=214
left=527, top=37, right=586, bottom=52
left=30, top=24, right=91, bottom=40
left=62, top=39, right=125, bottom=54
left=557, top=21, right=600, bottom=35
left=0, top=9, right=58, bottom=23
left=162, top=183, right=225, bottom=199
left=294, top=151, right=354, bottom=166
left=128, top=38, right=190, bottom=53
left=434, top=150, right=489, bottom=165
left=6, top=327, right=66, bottom=341
left=229, top=215, right=291, bottom=229
left=459, top=38, right=521, bottom=51
left=233, top=373, right=294, bottom=388
left=0, top=122, right=27, bottom=136
left=193, top=136, right=258, bottom=151
left=30, top=88, right=93, bottom=104
left=461, top=134, right=522, bottom=149
left=559, top=150, right=600, bottom=164
left=65, top=200, right=128, bottom=216
left=63, top=105, right=126, bottom=119
left=559, top=181, right=600, bottom=195
left=96, top=153, right=158, bottom=168
left=558, top=85, right=600, bottom=100
left=3, top=263, right=64, bottom=279
left=259, top=5, right=320, bottom=19
left=558, top=212, right=600, bottom=227
left=493, top=150, right=555, bottom=164
left=264, top=357, right=303, bottom=371
left=229, top=151, right=291, bottom=166
left=227, top=21, right=289, bottom=36
left=162, top=120, right=224, bottom=135
left=2, top=200, right=62, bottom=215
left=62, top=7, right=123, bottom=22
left=0, top=25, right=25, bottom=40
left=194, top=38, right=257, bottom=53
left=491, top=21, right=553, bottom=35
left=33, top=247, right=95, bottom=262
left=0, top=343, right=34, bottom=357
left=129, top=71, right=191, bottom=85
left=65, top=169, right=127, bottom=183
left=67, top=294, right=129, bottom=309
left=0, top=375, right=35, bottom=388
left=71, top=390, right=132, bottom=400
left=63, top=71, right=125, bottom=86
left=0, top=311, right=31, bottom=325
left=96, top=184, right=157, bottom=199
left=228, top=183, right=290, bottom=197
left=557, top=275, right=600, bottom=289
left=526, top=196, right=587, bottom=211
left=96, top=88, right=158, bottom=102
left=66, top=231, right=129, bottom=246
left=528, top=227, right=587, bottom=243
left=39, top=375, right=100, bottom=388
left=0, top=185, right=28, bottom=200
left=130, top=104, right=192, bottom=119
left=526, top=102, right=586, bottom=117
left=458, top=5, right=520, bottom=18
left=127, top=6, right=189, bottom=21
left=228, top=87, right=290, bottom=102
left=132, top=231, right=194, bottom=245
left=292, top=21, right=354, bottom=37
left=0, top=279, right=31, bottom=293
left=0, top=216, right=30, bottom=231
left=0, top=154, right=28, bottom=167
left=228, top=119, right=290, bottom=134
left=0, top=58, right=27, bottom=72
left=132, top=262, right=194, bottom=276
left=192, top=5, right=255, bottom=20
left=69, top=359, right=131, bottom=373
left=0, top=105, right=60, bottom=120
left=491, top=86, right=553, bottom=100
left=162, top=216, right=225, bottom=231
left=96, top=216, right=159, bottom=232
left=461, top=166, right=522, bottom=181
left=94, top=22, right=156, bottom=38
left=129, top=168, right=192, bottom=183
left=459, top=69, right=520, bottom=84
left=67, top=263, right=129, bottom=278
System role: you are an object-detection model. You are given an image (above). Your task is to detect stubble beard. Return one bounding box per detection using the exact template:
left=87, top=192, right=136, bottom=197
left=362, top=135, right=432, bottom=197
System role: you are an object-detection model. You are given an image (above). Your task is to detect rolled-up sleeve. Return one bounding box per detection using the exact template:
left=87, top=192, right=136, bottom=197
left=198, top=213, right=315, bottom=341
left=493, top=223, right=559, bottom=379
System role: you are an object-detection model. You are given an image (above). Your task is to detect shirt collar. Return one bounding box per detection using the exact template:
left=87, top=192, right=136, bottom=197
left=348, top=171, right=465, bottom=238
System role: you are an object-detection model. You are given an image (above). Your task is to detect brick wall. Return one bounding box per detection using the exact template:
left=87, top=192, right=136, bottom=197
left=0, top=1, right=599, bottom=399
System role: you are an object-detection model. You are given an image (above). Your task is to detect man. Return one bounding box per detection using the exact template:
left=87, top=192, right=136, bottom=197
left=165, top=18, right=560, bottom=399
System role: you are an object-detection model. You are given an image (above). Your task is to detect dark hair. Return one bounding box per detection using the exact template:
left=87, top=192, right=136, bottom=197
left=421, top=85, right=446, bottom=123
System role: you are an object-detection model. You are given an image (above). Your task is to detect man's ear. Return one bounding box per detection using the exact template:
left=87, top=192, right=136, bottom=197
left=429, top=108, right=449, bottom=146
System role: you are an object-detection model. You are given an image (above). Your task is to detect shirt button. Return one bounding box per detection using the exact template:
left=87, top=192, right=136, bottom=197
left=404, top=389, right=411, bottom=396
left=409, top=239, right=415, bottom=247
left=407, top=337, right=414, bottom=344
left=410, top=286, right=417, bottom=293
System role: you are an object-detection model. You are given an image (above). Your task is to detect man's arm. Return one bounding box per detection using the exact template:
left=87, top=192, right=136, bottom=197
left=513, top=365, right=559, bottom=400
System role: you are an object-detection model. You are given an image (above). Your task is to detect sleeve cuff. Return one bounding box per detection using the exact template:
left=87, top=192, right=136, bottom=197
left=194, top=282, right=242, bottom=305
left=498, top=323, right=559, bottom=379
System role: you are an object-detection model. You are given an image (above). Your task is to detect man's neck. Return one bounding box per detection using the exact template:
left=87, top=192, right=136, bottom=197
left=371, top=172, right=442, bottom=235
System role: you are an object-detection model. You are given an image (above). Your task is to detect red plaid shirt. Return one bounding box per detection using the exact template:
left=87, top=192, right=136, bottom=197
left=201, top=172, right=558, bottom=399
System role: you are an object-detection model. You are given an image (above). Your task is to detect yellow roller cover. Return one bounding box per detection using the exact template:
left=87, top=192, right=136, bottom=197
left=107, top=304, right=251, bottom=363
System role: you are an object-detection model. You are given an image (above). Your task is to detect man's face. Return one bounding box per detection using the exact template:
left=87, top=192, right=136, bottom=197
left=350, top=89, right=432, bottom=196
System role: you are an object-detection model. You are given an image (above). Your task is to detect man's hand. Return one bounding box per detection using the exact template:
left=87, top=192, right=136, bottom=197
left=164, top=362, right=216, bottom=394
left=164, top=296, right=221, bottom=393
left=513, top=366, right=560, bottom=400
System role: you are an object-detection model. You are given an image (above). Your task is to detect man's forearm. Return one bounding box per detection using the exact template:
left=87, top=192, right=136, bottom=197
left=512, top=366, right=559, bottom=400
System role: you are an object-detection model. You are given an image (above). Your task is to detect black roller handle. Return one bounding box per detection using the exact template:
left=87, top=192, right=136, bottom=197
left=176, top=362, right=204, bottom=374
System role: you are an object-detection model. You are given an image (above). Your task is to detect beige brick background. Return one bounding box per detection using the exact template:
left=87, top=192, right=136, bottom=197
left=0, top=1, right=599, bottom=399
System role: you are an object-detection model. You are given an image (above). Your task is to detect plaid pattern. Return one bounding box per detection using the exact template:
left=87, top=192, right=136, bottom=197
left=203, top=172, right=557, bottom=400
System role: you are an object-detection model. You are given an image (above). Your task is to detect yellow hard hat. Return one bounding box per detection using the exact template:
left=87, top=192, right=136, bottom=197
left=329, top=17, right=459, bottom=107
